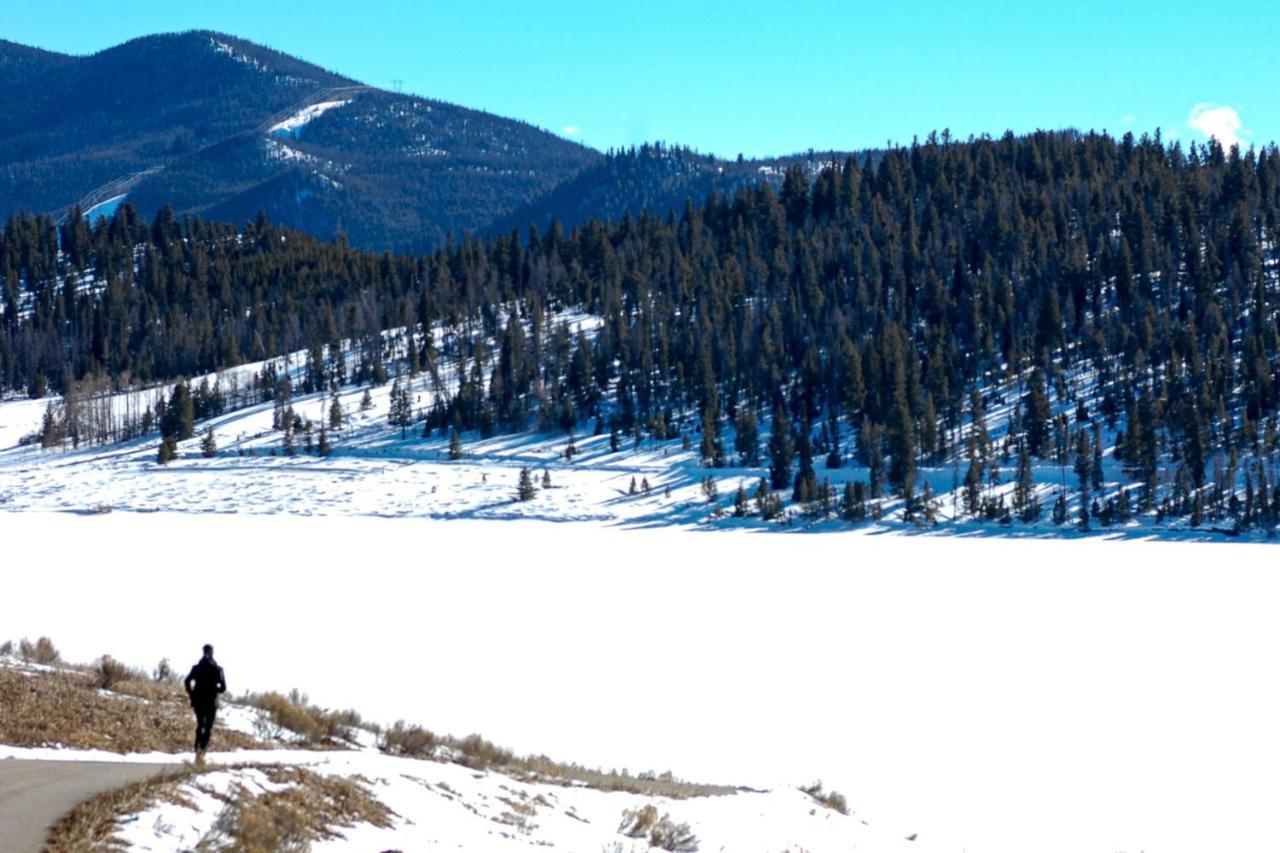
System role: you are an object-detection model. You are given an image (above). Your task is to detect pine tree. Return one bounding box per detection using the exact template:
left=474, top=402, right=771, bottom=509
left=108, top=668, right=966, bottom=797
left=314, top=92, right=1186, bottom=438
left=164, top=381, right=195, bottom=441
left=318, top=424, right=332, bottom=457
left=733, top=482, right=749, bottom=517
left=753, top=477, right=783, bottom=520
left=39, top=401, right=60, bottom=449
left=1091, top=422, right=1104, bottom=492
left=1074, top=429, right=1093, bottom=497
left=767, top=406, right=794, bottom=489
left=360, top=389, right=374, bottom=411
left=157, top=436, right=177, bottom=465
left=517, top=467, right=536, bottom=501
left=448, top=427, right=463, bottom=460
left=840, top=482, right=861, bottom=522
left=329, top=394, right=343, bottom=430
left=700, top=475, right=719, bottom=504
left=964, top=454, right=983, bottom=516
left=200, top=427, right=217, bottom=458
left=886, top=364, right=916, bottom=500
left=541, top=469, right=552, bottom=489
left=1052, top=490, right=1068, bottom=525
left=389, top=378, right=413, bottom=438
left=792, top=420, right=817, bottom=505
left=734, top=410, right=760, bottom=466
left=1023, top=369, right=1052, bottom=457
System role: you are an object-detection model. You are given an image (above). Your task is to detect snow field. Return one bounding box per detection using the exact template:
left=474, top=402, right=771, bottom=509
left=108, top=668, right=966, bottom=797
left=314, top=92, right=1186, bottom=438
left=2, top=514, right=1279, bottom=852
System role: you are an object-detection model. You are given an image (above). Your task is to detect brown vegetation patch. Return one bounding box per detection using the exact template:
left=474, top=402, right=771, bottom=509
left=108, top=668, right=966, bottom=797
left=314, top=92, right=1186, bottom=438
left=202, top=766, right=395, bottom=852
left=240, top=690, right=365, bottom=748
left=0, top=661, right=259, bottom=754
left=801, top=780, right=849, bottom=815
left=376, top=725, right=738, bottom=799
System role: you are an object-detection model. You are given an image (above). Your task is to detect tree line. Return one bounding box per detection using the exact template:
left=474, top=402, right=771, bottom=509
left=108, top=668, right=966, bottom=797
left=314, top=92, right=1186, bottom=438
left=4, top=128, right=1280, bottom=530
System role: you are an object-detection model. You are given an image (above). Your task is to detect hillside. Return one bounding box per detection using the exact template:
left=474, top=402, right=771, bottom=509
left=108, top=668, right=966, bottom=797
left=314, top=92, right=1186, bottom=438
left=488, top=143, right=853, bottom=235
left=0, top=647, right=926, bottom=852
left=3, top=129, right=1280, bottom=537
left=0, top=31, right=598, bottom=253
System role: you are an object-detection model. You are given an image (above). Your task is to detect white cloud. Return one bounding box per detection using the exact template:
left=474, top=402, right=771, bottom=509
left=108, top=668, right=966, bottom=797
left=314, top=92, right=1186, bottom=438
left=562, top=125, right=581, bottom=137
left=1187, top=103, right=1250, bottom=150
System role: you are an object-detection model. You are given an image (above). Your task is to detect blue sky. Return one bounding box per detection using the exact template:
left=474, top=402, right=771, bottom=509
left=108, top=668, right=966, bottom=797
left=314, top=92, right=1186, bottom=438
left=6, top=0, right=1276, bottom=158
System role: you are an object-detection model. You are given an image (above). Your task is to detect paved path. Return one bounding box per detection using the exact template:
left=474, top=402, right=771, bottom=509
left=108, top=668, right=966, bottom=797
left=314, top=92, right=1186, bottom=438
left=0, top=759, right=179, bottom=852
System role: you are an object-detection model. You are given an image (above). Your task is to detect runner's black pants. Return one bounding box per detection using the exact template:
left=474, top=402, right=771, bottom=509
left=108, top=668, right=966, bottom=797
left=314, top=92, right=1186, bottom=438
left=193, top=703, right=216, bottom=751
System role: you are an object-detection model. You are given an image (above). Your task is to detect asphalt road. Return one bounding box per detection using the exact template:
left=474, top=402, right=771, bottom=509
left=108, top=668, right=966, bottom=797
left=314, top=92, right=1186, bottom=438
left=0, top=759, right=179, bottom=852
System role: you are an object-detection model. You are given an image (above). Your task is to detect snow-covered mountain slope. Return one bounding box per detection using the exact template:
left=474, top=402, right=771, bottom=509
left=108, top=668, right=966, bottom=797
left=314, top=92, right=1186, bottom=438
left=0, top=312, right=1269, bottom=542
left=268, top=98, right=352, bottom=137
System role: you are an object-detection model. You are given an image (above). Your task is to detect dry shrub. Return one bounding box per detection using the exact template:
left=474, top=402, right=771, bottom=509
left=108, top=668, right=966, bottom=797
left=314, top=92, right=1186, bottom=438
left=245, top=691, right=350, bottom=746
left=95, top=654, right=148, bottom=690
left=801, top=780, right=849, bottom=815
left=154, top=657, right=175, bottom=683
left=379, top=720, right=438, bottom=757
left=0, top=639, right=12, bottom=656
left=19, top=635, right=60, bottom=664
left=456, top=732, right=515, bottom=770
left=204, top=766, right=394, bottom=852
left=517, top=755, right=736, bottom=799
left=618, top=803, right=699, bottom=852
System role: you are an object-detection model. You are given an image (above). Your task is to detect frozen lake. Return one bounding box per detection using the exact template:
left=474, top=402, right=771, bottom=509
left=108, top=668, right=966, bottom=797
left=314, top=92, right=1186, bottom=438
left=2, top=512, right=1278, bottom=852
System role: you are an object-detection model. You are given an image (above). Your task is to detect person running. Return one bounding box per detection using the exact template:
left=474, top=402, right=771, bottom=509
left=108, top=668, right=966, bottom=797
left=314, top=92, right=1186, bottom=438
left=184, top=644, right=226, bottom=763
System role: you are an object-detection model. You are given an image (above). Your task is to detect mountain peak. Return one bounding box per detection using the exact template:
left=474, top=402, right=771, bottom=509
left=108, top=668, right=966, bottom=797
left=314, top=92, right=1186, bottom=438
left=0, top=30, right=597, bottom=252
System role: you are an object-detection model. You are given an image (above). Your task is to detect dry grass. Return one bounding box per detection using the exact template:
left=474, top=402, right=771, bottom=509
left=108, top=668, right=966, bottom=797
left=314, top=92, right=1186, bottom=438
left=388, top=729, right=737, bottom=799
left=801, top=780, right=849, bottom=815
left=379, top=720, right=439, bottom=757
left=618, top=803, right=699, bottom=852
left=45, top=764, right=394, bottom=853
left=0, top=661, right=260, bottom=754
left=94, top=655, right=149, bottom=691
left=240, top=690, right=364, bottom=747
left=19, top=635, right=60, bottom=665
left=45, top=766, right=198, bottom=853
left=515, top=757, right=739, bottom=798
left=202, top=766, right=395, bottom=852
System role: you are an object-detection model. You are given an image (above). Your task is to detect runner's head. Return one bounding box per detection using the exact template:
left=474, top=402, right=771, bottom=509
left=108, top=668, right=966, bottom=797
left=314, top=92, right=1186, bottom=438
left=202, top=644, right=214, bottom=658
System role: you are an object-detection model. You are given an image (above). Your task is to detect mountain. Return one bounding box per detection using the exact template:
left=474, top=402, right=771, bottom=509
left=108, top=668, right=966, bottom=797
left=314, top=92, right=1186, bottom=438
left=0, top=39, right=72, bottom=83
left=489, top=143, right=856, bottom=235
left=0, top=31, right=598, bottom=253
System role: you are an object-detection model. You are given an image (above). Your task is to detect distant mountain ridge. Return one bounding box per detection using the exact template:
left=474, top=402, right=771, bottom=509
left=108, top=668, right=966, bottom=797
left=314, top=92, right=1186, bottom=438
left=488, top=143, right=859, bottom=236
left=0, top=31, right=860, bottom=253
left=0, top=31, right=598, bottom=253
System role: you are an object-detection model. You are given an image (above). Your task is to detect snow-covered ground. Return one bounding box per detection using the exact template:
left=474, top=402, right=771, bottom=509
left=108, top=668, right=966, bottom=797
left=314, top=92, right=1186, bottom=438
left=0, top=305, right=1270, bottom=540
left=268, top=99, right=351, bottom=137
left=0, top=741, right=921, bottom=852
left=0, top=362, right=1262, bottom=539
left=2, top=514, right=1279, bottom=852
